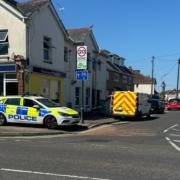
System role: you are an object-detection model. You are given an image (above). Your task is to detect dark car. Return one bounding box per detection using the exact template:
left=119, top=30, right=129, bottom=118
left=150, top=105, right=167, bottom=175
left=149, top=99, right=165, bottom=114
left=166, top=99, right=180, bottom=110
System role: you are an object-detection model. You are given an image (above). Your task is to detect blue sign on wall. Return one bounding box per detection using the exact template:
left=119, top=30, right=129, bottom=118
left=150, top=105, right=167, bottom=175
left=76, top=70, right=88, bottom=80
left=0, top=65, right=16, bottom=72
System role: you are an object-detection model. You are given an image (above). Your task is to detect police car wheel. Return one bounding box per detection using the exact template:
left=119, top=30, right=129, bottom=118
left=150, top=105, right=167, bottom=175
left=0, top=113, right=6, bottom=126
left=45, top=116, right=58, bottom=129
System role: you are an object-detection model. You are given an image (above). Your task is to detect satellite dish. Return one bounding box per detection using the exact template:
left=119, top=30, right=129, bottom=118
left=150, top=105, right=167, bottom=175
left=59, top=6, right=64, bottom=12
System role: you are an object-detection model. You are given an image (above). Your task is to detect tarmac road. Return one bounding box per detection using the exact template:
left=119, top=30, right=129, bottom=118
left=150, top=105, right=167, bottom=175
left=0, top=111, right=180, bottom=180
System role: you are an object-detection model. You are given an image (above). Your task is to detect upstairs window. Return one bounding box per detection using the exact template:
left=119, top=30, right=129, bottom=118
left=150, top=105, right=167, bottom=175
left=64, top=47, right=68, bottom=62
left=0, top=30, right=8, bottom=55
left=43, top=37, right=51, bottom=62
left=87, top=52, right=91, bottom=71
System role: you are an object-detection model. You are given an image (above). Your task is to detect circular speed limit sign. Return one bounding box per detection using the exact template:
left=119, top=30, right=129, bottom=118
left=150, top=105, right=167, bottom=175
left=77, top=46, right=87, bottom=57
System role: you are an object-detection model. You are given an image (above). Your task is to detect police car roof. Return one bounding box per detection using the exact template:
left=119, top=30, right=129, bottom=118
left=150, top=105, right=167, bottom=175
left=0, top=95, right=44, bottom=99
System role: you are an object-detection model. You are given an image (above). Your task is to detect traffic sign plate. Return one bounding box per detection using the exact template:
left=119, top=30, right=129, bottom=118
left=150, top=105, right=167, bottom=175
left=76, top=70, right=88, bottom=80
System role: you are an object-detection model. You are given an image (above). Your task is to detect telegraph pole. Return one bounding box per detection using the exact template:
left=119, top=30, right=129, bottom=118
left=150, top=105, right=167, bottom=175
left=176, top=59, right=180, bottom=99
left=151, top=56, right=155, bottom=96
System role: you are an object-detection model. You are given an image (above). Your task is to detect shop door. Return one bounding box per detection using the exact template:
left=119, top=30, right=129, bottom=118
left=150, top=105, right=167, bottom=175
left=6, top=82, right=18, bottom=95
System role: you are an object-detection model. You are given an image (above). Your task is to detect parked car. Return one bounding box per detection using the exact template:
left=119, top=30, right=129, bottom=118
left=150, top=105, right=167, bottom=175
left=166, top=98, right=180, bottom=110
left=0, top=96, right=80, bottom=128
left=149, top=99, right=165, bottom=114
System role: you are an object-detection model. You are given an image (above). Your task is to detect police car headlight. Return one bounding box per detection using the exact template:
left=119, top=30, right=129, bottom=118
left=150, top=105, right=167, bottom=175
left=58, top=112, right=70, bottom=117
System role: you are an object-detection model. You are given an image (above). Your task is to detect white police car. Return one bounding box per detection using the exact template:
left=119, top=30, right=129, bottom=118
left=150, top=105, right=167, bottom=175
left=0, top=96, right=80, bottom=129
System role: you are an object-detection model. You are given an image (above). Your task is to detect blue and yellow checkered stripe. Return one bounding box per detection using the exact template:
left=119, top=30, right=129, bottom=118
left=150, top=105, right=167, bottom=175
left=0, top=105, right=50, bottom=117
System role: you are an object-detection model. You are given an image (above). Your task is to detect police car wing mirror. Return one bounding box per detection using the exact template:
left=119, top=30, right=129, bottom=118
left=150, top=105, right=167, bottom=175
left=33, top=105, right=40, bottom=110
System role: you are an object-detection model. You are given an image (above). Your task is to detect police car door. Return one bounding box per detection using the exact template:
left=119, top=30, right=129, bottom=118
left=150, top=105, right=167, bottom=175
left=4, top=98, right=21, bottom=123
left=22, top=98, right=40, bottom=124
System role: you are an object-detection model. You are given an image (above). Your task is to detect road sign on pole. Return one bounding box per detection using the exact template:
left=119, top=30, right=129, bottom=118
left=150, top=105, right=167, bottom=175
left=77, top=46, right=87, bottom=70
left=76, top=70, right=88, bottom=81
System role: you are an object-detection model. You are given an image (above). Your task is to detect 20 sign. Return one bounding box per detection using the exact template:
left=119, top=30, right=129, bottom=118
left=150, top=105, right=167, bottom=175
left=77, top=46, right=87, bottom=70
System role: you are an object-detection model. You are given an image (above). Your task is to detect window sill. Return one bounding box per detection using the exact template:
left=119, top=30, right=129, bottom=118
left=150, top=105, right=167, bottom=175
left=43, top=60, right=52, bottom=64
left=0, top=55, right=9, bottom=59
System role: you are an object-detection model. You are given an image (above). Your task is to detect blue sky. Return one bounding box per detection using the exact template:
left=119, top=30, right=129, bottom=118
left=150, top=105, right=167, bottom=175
left=17, top=0, right=180, bottom=91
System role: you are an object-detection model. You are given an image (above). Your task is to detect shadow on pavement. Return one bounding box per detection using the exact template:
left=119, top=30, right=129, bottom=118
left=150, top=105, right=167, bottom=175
left=6, top=123, right=44, bottom=129
left=5, top=123, right=88, bottom=132
left=113, top=116, right=159, bottom=122
left=58, top=125, right=88, bottom=132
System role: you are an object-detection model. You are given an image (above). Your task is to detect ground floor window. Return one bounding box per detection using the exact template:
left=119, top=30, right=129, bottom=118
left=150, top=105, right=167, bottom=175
left=96, top=90, right=101, bottom=106
left=86, top=88, right=90, bottom=105
left=0, top=73, right=18, bottom=96
left=0, top=74, right=3, bottom=96
left=41, top=79, right=60, bottom=102
left=75, top=87, right=80, bottom=105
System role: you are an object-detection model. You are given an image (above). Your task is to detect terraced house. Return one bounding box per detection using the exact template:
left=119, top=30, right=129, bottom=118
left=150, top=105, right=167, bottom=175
left=0, top=0, right=134, bottom=113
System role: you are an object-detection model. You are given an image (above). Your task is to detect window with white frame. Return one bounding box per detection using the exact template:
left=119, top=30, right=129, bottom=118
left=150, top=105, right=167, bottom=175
left=0, top=30, right=8, bottom=55
left=43, top=37, right=52, bottom=62
left=75, top=87, right=80, bottom=105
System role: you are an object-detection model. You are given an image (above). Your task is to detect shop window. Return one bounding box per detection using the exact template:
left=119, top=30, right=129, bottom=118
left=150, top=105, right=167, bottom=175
left=5, top=98, right=20, bottom=105
left=50, top=80, right=60, bottom=103
left=75, top=87, right=80, bottom=105
left=41, top=79, right=50, bottom=98
left=43, top=37, right=52, bottom=62
left=5, top=74, right=16, bottom=79
left=0, top=30, right=8, bottom=55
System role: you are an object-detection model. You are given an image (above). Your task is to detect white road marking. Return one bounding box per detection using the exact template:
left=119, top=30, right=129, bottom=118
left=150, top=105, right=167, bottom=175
left=169, top=134, right=180, bottom=137
left=171, top=128, right=180, bottom=132
left=0, top=168, right=111, bottom=180
left=173, top=140, right=180, bottom=143
left=163, top=124, right=178, bottom=133
left=165, top=137, right=180, bottom=152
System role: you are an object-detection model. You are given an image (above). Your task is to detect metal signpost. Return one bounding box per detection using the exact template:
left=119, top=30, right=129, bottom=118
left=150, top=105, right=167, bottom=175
left=76, top=46, right=88, bottom=123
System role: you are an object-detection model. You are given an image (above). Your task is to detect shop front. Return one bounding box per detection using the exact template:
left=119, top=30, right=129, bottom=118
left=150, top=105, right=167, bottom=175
left=25, top=66, right=66, bottom=104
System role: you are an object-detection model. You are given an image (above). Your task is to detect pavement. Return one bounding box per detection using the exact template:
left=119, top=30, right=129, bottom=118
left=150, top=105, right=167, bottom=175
left=0, top=116, right=127, bottom=137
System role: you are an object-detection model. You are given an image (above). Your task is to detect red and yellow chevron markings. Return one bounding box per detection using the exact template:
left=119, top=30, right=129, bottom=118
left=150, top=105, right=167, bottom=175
left=113, top=91, right=137, bottom=116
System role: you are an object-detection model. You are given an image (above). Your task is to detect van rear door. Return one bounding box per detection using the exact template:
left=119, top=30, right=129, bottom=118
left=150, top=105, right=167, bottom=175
left=113, top=91, right=137, bottom=116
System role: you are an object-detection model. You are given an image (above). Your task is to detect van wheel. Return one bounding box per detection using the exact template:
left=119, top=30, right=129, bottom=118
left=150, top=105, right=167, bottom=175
left=0, top=113, right=6, bottom=126
left=136, top=112, right=142, bottom=120
left=44, top=116, right=58, bottom=129
left=146, top=112, right=151, bottom=119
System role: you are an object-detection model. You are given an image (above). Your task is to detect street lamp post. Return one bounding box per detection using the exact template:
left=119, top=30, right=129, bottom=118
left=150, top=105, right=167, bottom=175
left=176, top=59, right=180, bottom=99
left=161, top=81, right=166, bottom=100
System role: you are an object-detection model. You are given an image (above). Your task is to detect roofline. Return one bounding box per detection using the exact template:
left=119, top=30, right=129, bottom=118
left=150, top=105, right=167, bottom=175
left=1, top=0, right=26, bottom=20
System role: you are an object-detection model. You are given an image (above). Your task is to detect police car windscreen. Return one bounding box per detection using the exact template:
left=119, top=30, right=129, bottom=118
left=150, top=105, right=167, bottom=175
left=36, top=98, right=61, bottom=107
